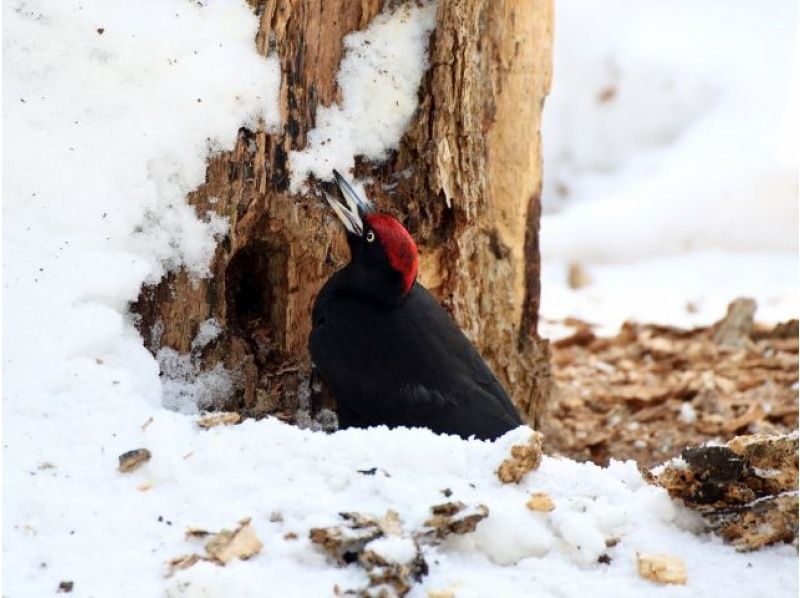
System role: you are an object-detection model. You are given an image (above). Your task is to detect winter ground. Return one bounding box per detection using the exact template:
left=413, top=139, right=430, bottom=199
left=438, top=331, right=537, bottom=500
left=3, top=1, right=798, bottom=597
left=539, top=0, right=799, bottom=339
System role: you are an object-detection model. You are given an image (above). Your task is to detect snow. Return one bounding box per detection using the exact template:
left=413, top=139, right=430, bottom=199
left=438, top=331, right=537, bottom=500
left=190, top=318, right=223, bottom=352
left=288, top=1, right=437, bottom=192
left=157, top=347, right=236, bottom=415
left=366, top=535, right=419, bottom=564
left=540, top=0, right=799, bottom=338
left=3, top=1, right=798, bottom=597
left=541, top=252, right=798, bottom=338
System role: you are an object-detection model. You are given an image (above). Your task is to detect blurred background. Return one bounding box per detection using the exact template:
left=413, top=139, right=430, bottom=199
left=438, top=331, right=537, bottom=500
left=539, top=0, right=798, bottom=338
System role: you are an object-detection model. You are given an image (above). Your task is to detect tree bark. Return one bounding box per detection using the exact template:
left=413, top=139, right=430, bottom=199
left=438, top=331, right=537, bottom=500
left=133, top=0, right=554, bottom=425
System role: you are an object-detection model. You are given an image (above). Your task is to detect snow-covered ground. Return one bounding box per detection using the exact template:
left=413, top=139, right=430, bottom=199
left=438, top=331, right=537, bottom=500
left=540, top=0, right=799, bottom=338
left=3, top=1, right=798, bottom=597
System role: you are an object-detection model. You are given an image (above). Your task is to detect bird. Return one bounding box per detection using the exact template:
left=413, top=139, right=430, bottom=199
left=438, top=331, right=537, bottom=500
left=309, top=170, right=523, bottom=440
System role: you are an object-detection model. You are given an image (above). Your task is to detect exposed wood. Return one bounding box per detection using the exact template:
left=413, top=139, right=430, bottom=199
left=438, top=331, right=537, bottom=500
left=133, top=0, right=554, bottom=425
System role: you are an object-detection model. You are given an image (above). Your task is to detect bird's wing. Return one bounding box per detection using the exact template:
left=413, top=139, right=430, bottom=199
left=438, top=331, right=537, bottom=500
left=393, top=380, right=522, bottom=440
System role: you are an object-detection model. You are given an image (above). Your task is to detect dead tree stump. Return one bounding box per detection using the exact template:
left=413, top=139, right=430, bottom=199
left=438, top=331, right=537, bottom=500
left=133, top=0, right=554, bottom=425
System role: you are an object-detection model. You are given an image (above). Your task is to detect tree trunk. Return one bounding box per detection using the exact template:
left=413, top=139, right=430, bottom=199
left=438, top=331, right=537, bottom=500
left=133, top=0, right=554, bottom=426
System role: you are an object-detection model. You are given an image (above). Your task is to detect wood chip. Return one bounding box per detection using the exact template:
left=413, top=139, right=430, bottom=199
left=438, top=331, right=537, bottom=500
left=422, top=503, right=489, bottom=539
left=497, top=432, right=543, bottom=483
left=197, top=412, right=241, bottom=429
left=568, top=262, right=592, bottom=290
left=165, top=554, right=202, bottom=577
left=378, top=509, right=403, bottom=536
left=117, top=448, right=151, bottom=473
left=637, top=553, right=687, bottom=585
left=57, top=580, right=74, bottom=593
left=185, top=527, right=212, bottom=539
left=167, top=518, right=262, bottom=577
left=204, top=519, right=263, bottom=565
left=526, top=492, right=555, bottom=512
left=428, top=590, right=455, bottom=598
left=137, top=482, right=153, bottom=492
left=713, top=297, right=756, bottom=347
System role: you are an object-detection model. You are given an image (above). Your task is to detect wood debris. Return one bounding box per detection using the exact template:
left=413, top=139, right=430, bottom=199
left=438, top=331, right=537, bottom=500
left=57, top=580, right=74, bottom=593
left=311, top=500, right=488, bottom=597
left=713, top=297, right=756, bottom=348
left=310, top=512, right=386, bottom=564
left=652, top=433, right=798, bottom=551
left=166, top=518, right=262, bottom=577
left=568, top=262, right=592, bottom=290
left=310, top=510, right=427, bottom=597
left=636, top=553, right=687, bottom=585
left=185, top=527, right=212, bottom=539
left=497, top=431, right=543, bottom=483
left=117, top=448, right=151, bottom=473
left=541, top=304, right=798, bottom=466
left=427, top=591, right=455, bottom=598
left=204, top=519, right=263, bottom=565
left=166, top=554, right=201, bottom=577
left=197, top=411, right=241, bottom=429
left=359, top=543, right=428, bottom=598
left=526, top=492, right=555, bottom=512
left=420, top=502, right=489, bottom=539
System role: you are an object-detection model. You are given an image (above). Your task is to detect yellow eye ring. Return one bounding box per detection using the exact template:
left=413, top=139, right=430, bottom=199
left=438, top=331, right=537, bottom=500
left=366, top=231, right=376, bottom=243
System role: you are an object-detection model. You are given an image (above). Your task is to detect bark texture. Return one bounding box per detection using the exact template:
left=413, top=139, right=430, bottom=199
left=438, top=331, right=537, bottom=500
left=133, top=0, right=554, bottom=424
left=653, top=434, right=798, bottom=551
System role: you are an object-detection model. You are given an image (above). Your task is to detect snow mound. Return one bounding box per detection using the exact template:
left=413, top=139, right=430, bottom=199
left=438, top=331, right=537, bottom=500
left=3, top=0, right=280, bottom=402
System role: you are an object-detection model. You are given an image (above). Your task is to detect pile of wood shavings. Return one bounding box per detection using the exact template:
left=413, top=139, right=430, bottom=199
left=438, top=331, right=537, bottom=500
left=539, top=302, right=798, bottom=467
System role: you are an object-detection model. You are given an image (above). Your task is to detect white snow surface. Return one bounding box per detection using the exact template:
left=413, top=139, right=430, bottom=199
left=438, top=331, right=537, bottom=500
left=3, top=1, right=799, bottom=597
left=540, top=0, right=799, bottom=338
left=288, top=1, right=437, bottom=191
left=365, top=535, right=419, bottom=565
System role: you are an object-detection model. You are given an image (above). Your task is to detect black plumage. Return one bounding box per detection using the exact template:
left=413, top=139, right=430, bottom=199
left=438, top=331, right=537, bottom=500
left=309, top=171, right=522, bottom=440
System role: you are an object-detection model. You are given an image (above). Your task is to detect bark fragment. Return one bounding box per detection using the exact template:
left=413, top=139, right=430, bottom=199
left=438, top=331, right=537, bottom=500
left=526, top=492, right=555, bottom=512
left=497, top=431, right=544, bottom=483
left=420, top=502, right=489, bottom=539
left=637, top=554, right=687, bottom=585
left=713, top=297, right=757, bottom=348
left=196, top=412, right=241, bottom=429
left=653, top=433, right=798, bottom=551
left=117, top=448, right=151, bottom=473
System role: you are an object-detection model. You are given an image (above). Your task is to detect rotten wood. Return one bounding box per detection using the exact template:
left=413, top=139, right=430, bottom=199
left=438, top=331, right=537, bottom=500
left=653, top=433, right=798, bottom=551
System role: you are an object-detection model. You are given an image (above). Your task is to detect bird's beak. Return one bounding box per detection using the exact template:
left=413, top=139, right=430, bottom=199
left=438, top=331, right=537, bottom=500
left=324, top=170, right=372, bottom=237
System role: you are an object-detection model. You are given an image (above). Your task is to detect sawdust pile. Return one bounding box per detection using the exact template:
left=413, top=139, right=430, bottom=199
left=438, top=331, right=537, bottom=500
left=540, top=300, right=798, bottom=467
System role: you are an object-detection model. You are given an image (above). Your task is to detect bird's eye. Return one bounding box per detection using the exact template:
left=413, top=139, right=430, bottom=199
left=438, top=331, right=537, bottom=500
left=366, top=231, right=375, bottom=243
